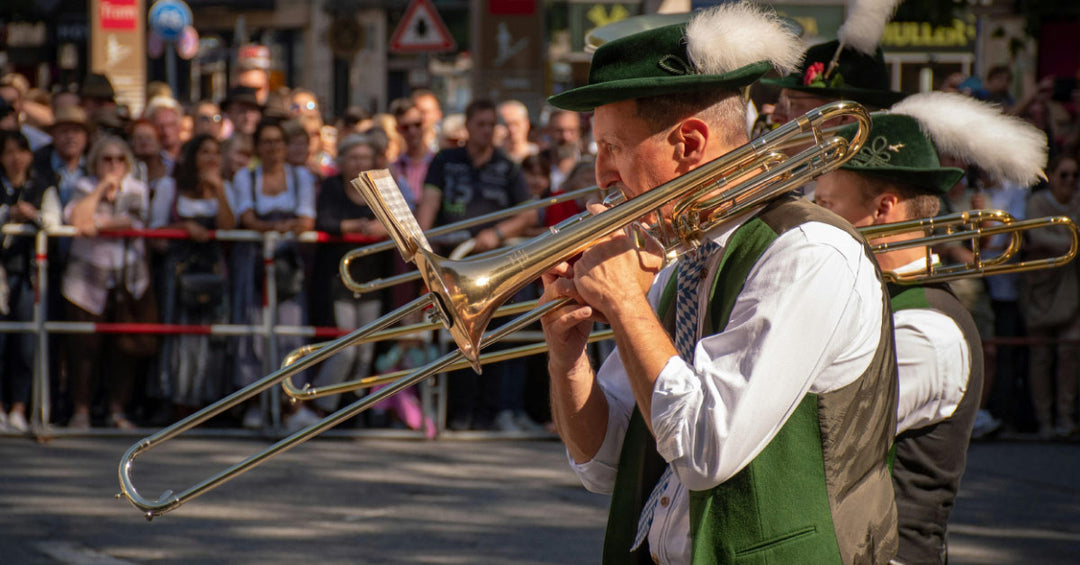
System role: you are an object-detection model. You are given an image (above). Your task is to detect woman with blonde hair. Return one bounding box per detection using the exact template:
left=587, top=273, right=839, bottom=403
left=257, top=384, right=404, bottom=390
left=63, top=135, right=153, bottom=429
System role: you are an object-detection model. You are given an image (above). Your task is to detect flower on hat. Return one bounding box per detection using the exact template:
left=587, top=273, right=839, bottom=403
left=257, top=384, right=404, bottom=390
left=803, top=62, right=825, bottom=86
left=802, top=61, right=847, bottom=89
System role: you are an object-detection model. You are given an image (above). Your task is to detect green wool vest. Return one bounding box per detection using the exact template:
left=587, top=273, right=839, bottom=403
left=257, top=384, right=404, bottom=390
left=602, top=195, right=898, bottom=565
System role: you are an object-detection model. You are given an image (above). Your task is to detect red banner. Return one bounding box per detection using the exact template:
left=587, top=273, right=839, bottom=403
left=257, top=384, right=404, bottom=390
left=100, top=0, right=139, bottom=31
left=489, top=0, right=535, bottom=16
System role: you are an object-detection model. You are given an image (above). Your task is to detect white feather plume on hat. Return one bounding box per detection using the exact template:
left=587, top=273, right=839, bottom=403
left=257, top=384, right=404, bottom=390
left=836, top=0, right=902, bottom=55
left=685, top=1, right=803, bottom=77
left=891, top=91, right=1049, bottom=186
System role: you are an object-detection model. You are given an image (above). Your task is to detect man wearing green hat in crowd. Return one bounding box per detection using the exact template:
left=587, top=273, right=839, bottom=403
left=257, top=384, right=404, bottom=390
left=814, top=91, right=1048, bottom=564
left=540, top=3, right=899, bottom=564
left=764, top=0, right=906, bottom=124
left=766, top=39, right=906, bottom=125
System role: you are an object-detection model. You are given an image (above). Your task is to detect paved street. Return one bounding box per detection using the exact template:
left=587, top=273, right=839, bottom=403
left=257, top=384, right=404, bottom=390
left=0, top=434, right=1077, bottom=564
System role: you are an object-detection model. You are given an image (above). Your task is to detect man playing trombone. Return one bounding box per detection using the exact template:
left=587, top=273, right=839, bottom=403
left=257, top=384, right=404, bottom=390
left=813, top=92, right=1049, bottom=564
left=540, top=4, right=899, bottom=564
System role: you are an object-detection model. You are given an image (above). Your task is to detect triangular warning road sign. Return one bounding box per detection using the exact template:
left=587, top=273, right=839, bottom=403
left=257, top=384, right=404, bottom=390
left=389, top=0, right=457, bottom=54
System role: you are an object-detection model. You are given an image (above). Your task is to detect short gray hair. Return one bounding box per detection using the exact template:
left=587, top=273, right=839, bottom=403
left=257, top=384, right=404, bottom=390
left=336, top=133, right=377, bottom=168
left=633, top=90, right=748, bottom=147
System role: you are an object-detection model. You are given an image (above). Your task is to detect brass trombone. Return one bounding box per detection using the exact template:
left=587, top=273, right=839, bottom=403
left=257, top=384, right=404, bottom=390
left=338, top=116, right=890, bottom=299
left=116, top=100, right=871, bottom=519
left=861, top=209, right=1080, bottom=283
left=279, top=209, right=1079, bottom=401
left=339, top=185, right=603, bottom=296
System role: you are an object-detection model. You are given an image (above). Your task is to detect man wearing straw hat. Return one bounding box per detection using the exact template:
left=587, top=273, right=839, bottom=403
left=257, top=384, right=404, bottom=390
left=540, top=3, right=898, bottom=564
left=814, top=92, right=1048, bottom=565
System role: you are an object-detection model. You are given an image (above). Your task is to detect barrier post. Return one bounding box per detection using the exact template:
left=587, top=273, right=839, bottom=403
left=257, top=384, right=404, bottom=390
left=30, top=229, right=51, bottom=438
left=262, top=231, right=281, bottom=430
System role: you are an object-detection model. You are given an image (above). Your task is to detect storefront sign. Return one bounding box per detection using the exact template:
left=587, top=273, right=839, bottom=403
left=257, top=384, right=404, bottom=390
left=490, top=0, right=536, bottom=16
left=882, top=17, right=977, bottom=53
left=474, top=0, right=546, bottom=116
left=101, top=0, right=139, bottom=31
left=92, top=0, right=146, bottom=116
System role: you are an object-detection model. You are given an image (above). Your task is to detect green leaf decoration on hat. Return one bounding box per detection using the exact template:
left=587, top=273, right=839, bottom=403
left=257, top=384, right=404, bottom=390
left=836, top=114, right=964, bottom=194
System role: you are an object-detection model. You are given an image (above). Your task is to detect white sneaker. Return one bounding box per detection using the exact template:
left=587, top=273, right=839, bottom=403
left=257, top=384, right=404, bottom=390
left=493, top=410, right=523, bottom=432
left=0, top=411, right=9, bottom=432
left=971, top=409, right=1001, bottom=440
left=7, top=411, right=28, bottom=432
left=285, top=406, right=321, bottom=434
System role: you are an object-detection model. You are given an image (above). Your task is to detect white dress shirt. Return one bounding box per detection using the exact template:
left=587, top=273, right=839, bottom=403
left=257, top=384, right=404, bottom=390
left=890, top=256, right=971, bottom=435
left=570, top=214, right=886, bottom=565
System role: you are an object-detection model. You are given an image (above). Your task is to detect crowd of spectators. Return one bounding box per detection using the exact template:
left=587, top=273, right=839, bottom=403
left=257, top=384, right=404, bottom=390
left=1, top=63, right=1078, bottom=438
left=0, top=71, right=592, bottom=434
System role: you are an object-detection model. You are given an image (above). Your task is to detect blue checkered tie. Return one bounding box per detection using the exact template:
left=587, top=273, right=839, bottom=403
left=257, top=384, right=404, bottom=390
left=631, top=242, right=715, bottom=552
left=674, top=243, right=712, bottom=361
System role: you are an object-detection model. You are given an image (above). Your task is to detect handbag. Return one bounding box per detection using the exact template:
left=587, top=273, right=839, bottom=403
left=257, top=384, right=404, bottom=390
left=176, top=245, right=227, bottom=310
left=179, top=271, right=228, bottom=309
left=114, top=239, right=160, bottom=357
left=272, top=242, right=305, bottom=301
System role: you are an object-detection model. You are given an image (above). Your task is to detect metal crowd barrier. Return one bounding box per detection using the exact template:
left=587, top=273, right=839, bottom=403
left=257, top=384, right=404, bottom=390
left=0, top=223, right=551, bottom=441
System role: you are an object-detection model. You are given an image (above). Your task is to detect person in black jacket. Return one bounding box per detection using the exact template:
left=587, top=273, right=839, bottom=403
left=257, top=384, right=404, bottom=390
left=0, top=130, right=61, bottom=432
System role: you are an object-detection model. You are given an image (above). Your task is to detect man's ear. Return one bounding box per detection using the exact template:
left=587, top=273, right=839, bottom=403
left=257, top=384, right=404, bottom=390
left=873, top=192, right=901, bottom=224
left=672, top=118, right=709, bottom=168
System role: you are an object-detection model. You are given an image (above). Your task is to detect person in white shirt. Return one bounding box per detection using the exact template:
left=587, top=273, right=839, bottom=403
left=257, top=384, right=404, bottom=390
left=813, top=92, right=1048, bottom=564
left=540, top=4, right=898, bottom=564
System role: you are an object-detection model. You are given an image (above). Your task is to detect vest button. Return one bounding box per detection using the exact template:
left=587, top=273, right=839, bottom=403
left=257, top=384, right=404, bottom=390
left=659, top=496, right=670, bottom=507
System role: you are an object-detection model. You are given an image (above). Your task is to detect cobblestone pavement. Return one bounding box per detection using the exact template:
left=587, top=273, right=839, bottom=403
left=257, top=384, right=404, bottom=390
left=0, top=435, right=1076, bottom=564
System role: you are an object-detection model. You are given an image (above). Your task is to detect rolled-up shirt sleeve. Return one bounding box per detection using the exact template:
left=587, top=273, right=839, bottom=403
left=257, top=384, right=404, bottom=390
left=568, top=267, right=676, bottom=494
left=650, top=222, right=885, bottom=492
left=567, top=361, right=631, bottom=495
left=893, top=309, right=969, bottom=434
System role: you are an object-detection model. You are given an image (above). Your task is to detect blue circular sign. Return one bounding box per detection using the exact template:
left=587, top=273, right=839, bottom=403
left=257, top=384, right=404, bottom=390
left=149, top=0, right=193, bottom=42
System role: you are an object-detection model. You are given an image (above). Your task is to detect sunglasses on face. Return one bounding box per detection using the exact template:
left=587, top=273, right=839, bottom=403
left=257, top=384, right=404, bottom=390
left=291, top=101, right=317, bottom=112
left=199, top=114, right=222, bottom=123
left=399, top=121, right=422, bottom=130
left=101, top=155, right=125, bottom=164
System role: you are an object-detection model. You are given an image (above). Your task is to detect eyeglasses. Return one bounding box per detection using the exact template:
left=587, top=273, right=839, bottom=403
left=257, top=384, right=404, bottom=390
left=399, top=121, right=423, bottom=130
left=101, top=155, right=125, bottom=164
left=199, top=114, right=222, bottom=123
left=291, top=100, right=317, bottom=112
left=1059, top=171, right=1078, bottom=179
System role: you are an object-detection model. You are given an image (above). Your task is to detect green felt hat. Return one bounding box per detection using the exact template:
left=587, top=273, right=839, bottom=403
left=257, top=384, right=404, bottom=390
left=761, top=40, right=906, bottom=109
left=836, top=113, right=964, bottom=194
left=549, top=24, right=769, bottom=112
